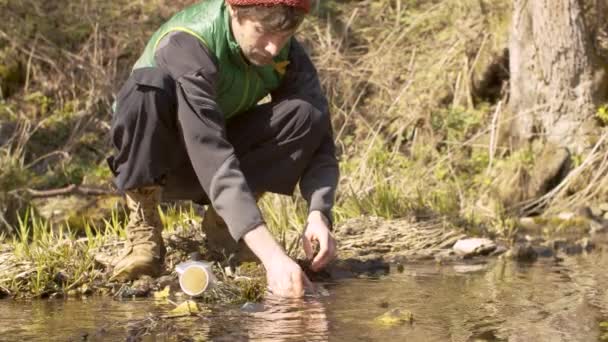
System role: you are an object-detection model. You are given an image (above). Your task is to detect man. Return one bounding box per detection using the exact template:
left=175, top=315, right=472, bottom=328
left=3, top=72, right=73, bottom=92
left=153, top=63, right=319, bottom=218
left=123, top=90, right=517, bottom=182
left=106, top=0, right=339, bottom=298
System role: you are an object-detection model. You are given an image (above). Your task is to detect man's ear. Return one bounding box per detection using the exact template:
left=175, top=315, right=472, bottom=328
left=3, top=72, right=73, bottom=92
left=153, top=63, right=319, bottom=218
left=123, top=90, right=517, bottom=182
left=227, top=3, right=236, bottom=17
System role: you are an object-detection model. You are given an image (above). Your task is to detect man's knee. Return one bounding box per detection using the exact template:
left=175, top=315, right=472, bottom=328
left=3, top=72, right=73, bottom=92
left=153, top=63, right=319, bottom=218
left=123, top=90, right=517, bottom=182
left=287, top=98, right=329, bottom=137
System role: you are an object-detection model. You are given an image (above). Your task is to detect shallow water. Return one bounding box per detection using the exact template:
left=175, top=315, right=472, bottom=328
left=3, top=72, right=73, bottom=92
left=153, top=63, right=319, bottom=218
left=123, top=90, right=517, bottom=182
left=1, top=249, right=607, bottom=341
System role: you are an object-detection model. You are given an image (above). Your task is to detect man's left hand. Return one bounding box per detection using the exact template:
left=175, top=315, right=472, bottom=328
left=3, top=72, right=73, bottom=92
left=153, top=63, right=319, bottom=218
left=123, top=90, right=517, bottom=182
left=302, top=211, right=337, bottom=272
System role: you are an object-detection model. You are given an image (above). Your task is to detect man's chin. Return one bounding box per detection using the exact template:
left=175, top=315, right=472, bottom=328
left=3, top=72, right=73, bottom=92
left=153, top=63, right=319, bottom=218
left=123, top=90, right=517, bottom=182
left=246, top=55, right=273, bottom=67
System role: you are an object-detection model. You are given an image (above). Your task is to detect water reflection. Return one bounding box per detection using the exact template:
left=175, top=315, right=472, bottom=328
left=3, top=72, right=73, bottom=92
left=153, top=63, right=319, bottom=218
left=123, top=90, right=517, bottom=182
left=174, top=293, right=330, bottom=341
left=244, top=295, right=329, bottom=341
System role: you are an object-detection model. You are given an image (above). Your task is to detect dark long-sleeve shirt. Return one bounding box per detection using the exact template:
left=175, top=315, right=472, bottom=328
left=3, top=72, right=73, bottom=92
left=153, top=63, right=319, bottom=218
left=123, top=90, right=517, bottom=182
left=154, top=32, right=338, bottom=241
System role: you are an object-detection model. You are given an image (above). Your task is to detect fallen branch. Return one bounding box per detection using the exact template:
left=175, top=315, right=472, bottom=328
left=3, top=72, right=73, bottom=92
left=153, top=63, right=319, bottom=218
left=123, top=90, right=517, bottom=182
left=22, top=184, right=119, bottom=198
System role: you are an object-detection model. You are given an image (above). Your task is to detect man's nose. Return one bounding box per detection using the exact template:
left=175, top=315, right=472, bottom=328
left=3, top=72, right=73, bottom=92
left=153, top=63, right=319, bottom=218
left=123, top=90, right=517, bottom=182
left=264, top=36, right=286, bottom=57
left=264, top=41, right=280, bottom=57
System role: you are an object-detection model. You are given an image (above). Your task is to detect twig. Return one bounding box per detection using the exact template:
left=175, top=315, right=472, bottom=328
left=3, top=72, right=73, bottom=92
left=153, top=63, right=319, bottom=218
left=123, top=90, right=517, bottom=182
left=24, top=35, right=39, bottom=93
left=21, top=184, right=118, bottom=198
left=487, top=100, right=503, bottom=173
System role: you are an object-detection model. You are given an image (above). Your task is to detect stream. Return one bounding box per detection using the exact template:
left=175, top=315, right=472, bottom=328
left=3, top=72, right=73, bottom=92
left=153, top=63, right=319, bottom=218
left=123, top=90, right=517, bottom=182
left=1, top=249, right=607, bottom=341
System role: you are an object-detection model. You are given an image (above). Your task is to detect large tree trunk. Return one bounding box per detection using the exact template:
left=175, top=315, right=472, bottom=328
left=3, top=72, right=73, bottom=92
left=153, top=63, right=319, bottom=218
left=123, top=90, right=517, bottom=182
left=509, top=0, right=608, bottom=154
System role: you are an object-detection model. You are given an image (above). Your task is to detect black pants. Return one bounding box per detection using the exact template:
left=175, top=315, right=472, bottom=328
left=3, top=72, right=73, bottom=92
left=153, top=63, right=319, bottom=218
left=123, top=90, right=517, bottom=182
left=107, top=68, right=326, bottom=204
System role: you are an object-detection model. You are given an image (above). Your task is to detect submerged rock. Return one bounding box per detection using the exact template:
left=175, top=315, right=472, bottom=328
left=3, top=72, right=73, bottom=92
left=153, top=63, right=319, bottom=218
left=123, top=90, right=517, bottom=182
left=453, top=238, right=496, bottom=257
left=533, top=245, right=554, bottom=258
left=508, top=244, right=538, bottom=262
left=241, top=302, right=265, bottom=313
left=434, top=249, right=461, bottom=263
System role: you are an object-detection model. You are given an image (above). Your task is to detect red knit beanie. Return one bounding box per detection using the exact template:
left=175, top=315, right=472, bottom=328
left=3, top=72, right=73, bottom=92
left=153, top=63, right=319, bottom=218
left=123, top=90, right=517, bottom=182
left=226, top=0, right=311, bottom=13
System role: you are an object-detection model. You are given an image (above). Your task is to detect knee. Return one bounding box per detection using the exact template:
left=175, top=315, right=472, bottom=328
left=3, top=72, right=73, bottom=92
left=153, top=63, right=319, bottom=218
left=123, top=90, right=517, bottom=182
left=289, top=98, right=329, bottom=136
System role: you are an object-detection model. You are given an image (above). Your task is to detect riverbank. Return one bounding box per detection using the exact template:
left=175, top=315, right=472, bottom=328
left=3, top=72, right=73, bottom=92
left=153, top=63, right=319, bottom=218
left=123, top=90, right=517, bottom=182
left=1, top=209, right=606, bottom=301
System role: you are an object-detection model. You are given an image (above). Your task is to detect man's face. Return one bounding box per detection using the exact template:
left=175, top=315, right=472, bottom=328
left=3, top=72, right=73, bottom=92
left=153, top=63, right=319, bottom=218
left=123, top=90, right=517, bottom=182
left=230, top=8, right=296, bottom=66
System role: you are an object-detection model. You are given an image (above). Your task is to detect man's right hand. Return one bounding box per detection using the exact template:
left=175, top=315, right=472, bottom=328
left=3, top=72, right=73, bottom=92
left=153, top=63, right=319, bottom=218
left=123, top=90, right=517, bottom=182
left=243, top=224, right=313, bottom=298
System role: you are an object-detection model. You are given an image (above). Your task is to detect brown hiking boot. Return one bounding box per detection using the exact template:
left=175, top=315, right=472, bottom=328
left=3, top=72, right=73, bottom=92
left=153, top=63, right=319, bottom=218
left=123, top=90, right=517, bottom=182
left=111, top=186, right=165, bottom=281
left=202, top=206, right=259, bottom=264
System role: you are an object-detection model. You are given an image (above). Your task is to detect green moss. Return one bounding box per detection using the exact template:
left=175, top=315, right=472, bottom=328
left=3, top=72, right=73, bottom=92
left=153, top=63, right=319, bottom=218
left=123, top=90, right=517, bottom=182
left=596, top=104, right=608, bottom=125
left=601, top=321, right=608, bottom=341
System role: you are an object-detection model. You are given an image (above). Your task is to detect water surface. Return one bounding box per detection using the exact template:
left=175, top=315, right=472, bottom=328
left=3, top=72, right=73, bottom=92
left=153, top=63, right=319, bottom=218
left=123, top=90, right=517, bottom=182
left=1, top=249, right=607, bottom=341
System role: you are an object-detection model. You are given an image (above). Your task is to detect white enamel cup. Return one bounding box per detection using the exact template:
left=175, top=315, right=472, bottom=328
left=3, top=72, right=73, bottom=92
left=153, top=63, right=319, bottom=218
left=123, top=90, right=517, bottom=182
left=175, top=261, right=216, bottom=296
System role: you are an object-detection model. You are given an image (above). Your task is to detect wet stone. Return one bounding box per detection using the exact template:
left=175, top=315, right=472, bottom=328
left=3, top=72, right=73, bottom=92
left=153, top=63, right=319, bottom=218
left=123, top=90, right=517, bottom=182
left=564, top=243, right=583, bottom=255
left=124, top=276, right=154, bottom=297
left=533, top=246, right=554, bottom=258
left=490, top=245, right=508, bottom=256
left=241, top=302, right=265, bottom=313
left=156, top=275, right=175, bottom=290
left=510, top=244, right=538, bottom=262
left=53, top=271, right=69, bottom=285
left=581, top=238, right=595, bottom=252
left=434, top=249, right=462, bottom=263
left=453, top=238, right=496, bottom=257
left=551, top=239, right=568, bottom=251
left=374, top=308, right=414, bottom=326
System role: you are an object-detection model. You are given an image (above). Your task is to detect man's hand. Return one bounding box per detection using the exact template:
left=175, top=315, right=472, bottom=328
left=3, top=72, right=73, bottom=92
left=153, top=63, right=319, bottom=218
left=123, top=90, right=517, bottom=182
left=302, top=211, right=337, bottom=272
left=243, top=224, right=313, bottom=298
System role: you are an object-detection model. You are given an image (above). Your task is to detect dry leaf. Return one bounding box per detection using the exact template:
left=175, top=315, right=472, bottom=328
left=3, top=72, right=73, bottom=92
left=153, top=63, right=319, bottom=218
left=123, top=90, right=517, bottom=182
left=166, top=300, right=200, bottom=318
left=153, top=286, right=170, bottom=299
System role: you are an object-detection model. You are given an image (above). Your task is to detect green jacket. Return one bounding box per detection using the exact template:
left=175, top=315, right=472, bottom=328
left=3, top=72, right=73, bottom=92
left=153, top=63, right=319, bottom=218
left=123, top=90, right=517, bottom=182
left=133, top=0, right=290, bottom=119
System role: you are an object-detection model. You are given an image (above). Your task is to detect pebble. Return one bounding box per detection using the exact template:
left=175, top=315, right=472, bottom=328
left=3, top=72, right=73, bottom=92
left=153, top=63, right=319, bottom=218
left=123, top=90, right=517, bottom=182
left=590, top=206, right=603, bottom=218
left=557, top=212, right=575, bottom=220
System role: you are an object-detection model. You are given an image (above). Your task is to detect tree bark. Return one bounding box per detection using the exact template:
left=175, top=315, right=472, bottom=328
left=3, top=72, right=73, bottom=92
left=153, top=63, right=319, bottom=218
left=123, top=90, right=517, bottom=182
left=509, top=0, right=608, bottom=154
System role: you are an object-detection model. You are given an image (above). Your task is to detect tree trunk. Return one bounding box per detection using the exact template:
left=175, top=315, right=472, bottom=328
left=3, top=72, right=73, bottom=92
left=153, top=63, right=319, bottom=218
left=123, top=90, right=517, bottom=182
left=509, top=0, right=608, bottom=154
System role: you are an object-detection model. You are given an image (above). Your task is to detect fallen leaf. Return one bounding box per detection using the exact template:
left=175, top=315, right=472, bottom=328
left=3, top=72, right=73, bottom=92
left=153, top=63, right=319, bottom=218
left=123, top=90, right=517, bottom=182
left=374, top=309, right=414, bottom=327
left=153, top=286, right=170, bottom=299
left=166, top=300, right=200, bottom=318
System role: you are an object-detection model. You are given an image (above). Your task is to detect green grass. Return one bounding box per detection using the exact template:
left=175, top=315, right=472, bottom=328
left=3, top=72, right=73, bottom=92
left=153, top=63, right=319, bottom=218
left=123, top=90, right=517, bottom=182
left=0, top=207, right=126, bottom=298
